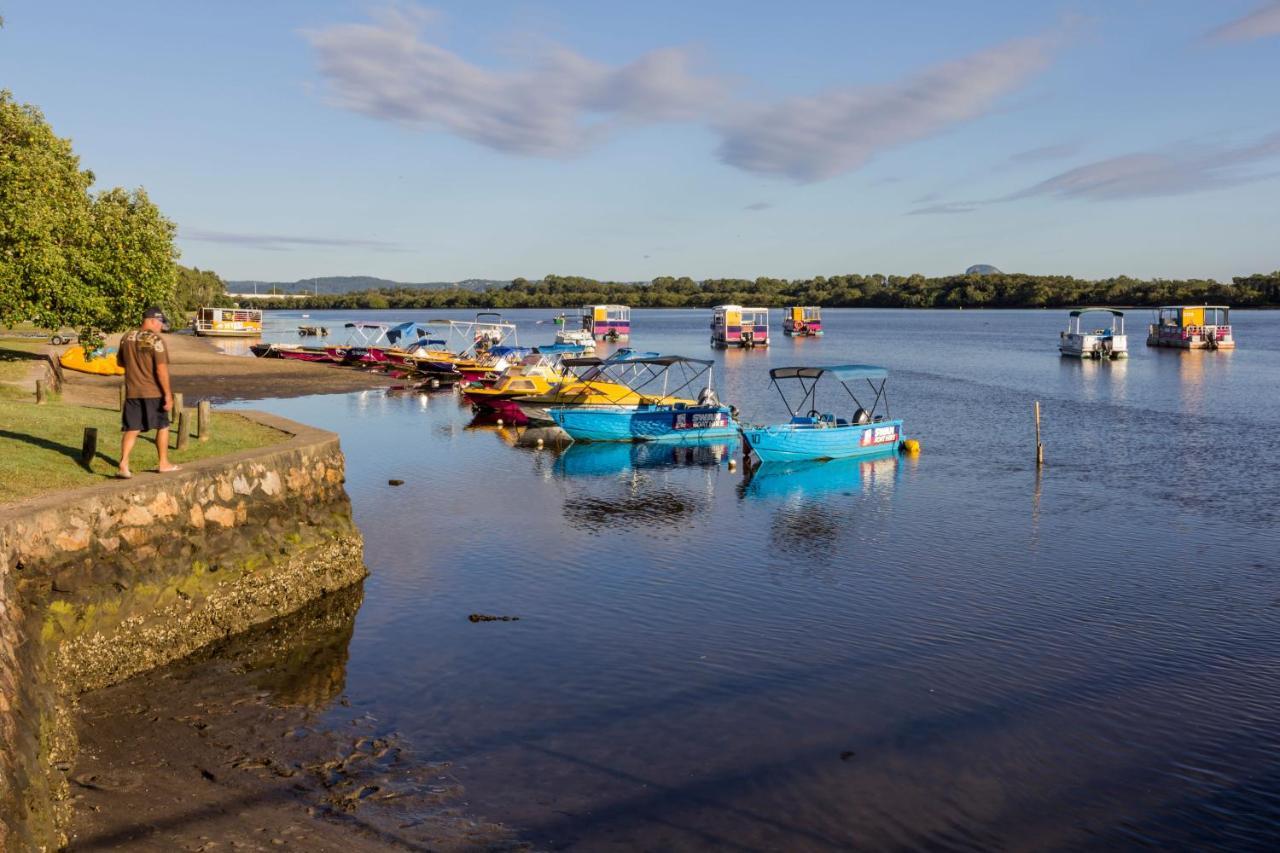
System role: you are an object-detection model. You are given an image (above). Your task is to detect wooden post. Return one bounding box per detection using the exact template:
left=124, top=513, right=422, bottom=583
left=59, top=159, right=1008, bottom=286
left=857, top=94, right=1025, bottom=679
left=118, top=383, right=127, bottom=411
left=36, top=380, right=46, bottom=404
left=173, top=392, right=184, bottom=422
left=1034, top=401, right=1044, bottom=467
left=81, top=427, right=98, bottom=468
left=175, top=412, right=190, bottom=450
left=197, top=400, right=211, bottom=442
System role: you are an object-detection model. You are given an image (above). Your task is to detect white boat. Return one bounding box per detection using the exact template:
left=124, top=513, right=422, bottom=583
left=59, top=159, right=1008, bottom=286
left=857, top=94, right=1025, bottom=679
left=555, top=327, right=597, bottom=352
left=1059, top=308, right=1127, bottom=359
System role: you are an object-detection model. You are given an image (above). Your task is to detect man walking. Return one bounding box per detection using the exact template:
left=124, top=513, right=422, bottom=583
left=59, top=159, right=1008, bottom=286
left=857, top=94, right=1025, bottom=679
left=117, top=306, right=180, bottom=478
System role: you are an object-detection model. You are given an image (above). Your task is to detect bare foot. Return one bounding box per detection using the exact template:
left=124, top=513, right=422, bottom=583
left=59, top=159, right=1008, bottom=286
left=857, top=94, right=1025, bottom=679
left=117, top=468, right=133, bottom=479
left=157, top=464, right=182, bottom=473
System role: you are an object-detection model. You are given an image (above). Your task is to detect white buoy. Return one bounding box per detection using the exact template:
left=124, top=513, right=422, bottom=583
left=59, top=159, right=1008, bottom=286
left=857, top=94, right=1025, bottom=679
left=536, top=438, right=544, bottom=448
left=497, top=418, right=504, bottom=426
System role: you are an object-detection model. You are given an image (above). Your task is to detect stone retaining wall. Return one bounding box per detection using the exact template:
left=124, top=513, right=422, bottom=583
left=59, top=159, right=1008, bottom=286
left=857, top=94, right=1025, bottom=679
left=0, top=412, right=367, bottom=850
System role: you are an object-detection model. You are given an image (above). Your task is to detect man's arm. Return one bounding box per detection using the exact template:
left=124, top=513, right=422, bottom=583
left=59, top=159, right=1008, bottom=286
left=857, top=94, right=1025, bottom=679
left=156, top=362, right=173, bottom=411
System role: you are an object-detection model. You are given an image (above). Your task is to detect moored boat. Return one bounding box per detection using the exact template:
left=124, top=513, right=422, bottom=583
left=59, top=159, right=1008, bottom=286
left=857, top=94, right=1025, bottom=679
left=549, top=356, right=738, bottom=442
left=511, top=350, right=679, bottom=425
left=194, top=307, right=262, bottom=337
left=1147, top=305, right=1236, bottom=349
left=739, top=365, right=906, bottom=462
left=1059, top=308, right=1128, bottom=359
left=711, top=305, right=769, bottom=348
left=783, top=306, right=823, bottom=336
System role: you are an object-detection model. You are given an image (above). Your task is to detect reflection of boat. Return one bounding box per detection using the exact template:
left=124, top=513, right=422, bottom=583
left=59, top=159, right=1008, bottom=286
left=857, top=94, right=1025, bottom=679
left=783, top=306, right=823, bottom=336
left=550, top=356, right=738, bottom=442
left=740, top=454, right=900, bottom=501
left=1147, top=305, right=1236, bottom=349
left=555, top=436, right=739, bottom=478
left=740, top=365, right=905, bottom=462
left=1059, top=307, right=1127, bottom=359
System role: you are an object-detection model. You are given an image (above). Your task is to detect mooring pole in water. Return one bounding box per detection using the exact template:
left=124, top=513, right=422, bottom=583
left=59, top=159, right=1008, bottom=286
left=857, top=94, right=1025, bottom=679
left=36, top=379, right=46, bottom=404
left=81, top=427, right=97, bottom=468
left=197, top=400, right=211, bottom=442
left=1034, top=400, right=1044, bottom=466
left=175, top=411, right=190, bottom=451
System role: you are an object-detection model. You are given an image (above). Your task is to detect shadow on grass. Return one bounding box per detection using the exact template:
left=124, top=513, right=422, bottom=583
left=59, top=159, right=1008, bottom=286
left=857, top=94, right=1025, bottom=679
left=0, top=345, right=46, bottom=363
left=0, top=427, right=127, bottom=473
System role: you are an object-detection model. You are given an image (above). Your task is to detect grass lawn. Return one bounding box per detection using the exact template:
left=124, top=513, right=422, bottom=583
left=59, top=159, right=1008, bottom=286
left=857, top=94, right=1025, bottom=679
left=0, top=340, right=48, bottom=398
left=0, top=398, right=288, bottom=505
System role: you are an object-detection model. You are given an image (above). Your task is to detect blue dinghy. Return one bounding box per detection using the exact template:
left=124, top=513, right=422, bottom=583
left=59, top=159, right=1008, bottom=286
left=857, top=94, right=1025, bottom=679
left=549, top=355, right=740, bottom=442
left=740, top=365, right=906, bottom=462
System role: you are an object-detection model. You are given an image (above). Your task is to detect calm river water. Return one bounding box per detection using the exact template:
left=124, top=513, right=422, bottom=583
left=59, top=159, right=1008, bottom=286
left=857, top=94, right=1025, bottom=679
left=225, top=308, right=1280, bottom=851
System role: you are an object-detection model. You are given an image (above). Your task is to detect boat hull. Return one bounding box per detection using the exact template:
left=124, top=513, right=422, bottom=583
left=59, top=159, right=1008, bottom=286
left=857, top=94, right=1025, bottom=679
left=551, top=405, right=739, bottom=443
left=741, top=419, right=904, bottom=462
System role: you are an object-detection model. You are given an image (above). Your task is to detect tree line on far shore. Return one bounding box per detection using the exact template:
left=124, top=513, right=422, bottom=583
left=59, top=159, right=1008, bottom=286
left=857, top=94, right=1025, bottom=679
left=241, top=271, right=1280, bottom=312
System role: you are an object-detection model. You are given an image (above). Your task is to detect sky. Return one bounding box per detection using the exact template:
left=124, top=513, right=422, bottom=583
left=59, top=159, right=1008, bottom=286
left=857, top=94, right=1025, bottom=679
left=1, top=1, right=1278, bottom=282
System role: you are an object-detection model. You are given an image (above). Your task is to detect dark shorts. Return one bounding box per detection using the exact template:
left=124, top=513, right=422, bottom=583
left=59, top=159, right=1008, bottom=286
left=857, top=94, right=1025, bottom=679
left=122, top=397, right=170, bottom=432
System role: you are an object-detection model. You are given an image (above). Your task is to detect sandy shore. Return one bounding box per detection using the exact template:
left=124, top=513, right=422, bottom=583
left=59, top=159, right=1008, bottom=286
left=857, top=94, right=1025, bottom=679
left=52, top=332, right=397, bottom=407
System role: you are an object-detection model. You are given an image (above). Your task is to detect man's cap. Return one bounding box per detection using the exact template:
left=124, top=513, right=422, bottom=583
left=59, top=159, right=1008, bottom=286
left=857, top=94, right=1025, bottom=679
left=142, top=306, right=167, bottom=321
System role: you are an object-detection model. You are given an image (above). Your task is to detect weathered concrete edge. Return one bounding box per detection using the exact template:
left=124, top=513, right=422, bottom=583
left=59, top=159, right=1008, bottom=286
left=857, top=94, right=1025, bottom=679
left=0, top=410, right=368, bottom=851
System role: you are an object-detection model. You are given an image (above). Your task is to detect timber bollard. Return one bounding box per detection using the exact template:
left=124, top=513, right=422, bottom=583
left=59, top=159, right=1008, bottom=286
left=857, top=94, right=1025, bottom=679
left=175, top=411, right=190, bottom=450
left=1034, top=400, right=1044, bottom=466
left=36, top=379, right=46, bottom=404
left=173, top=392, right=184, bottom=422
left=81, top=427, right=98, bottom=468
left=197, top=400, right=211, bottom=442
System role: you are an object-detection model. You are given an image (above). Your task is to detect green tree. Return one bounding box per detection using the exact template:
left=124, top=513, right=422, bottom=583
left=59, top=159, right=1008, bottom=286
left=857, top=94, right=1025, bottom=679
left=0, top=90, right=178, bottom=346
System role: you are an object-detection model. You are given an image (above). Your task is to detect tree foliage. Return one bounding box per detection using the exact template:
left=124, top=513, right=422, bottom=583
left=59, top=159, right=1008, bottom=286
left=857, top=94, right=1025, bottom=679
left=243, top=270, right=1280, bottom=312
left=170, top=265, right=231, bottom=316
left=0, top=90, right=178, bottom=345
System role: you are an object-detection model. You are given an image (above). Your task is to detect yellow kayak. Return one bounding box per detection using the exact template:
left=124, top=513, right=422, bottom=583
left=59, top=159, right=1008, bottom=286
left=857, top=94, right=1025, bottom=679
left=60, top=346, right=124, bottom=376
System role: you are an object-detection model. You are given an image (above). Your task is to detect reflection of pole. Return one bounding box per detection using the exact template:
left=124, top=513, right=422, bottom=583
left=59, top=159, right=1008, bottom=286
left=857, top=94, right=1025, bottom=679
left=1034, top=401, right=1044, bottom=466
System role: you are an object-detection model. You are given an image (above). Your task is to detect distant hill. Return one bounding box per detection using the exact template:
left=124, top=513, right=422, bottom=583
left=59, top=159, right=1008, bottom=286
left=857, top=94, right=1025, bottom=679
left=225, top=276, right=506, bottom=295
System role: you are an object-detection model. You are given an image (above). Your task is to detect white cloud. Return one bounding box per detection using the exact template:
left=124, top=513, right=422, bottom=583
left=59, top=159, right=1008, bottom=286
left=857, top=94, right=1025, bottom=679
left=182, top=228, right=403, bottom=252
left=306, top=5, right=723, bottom=158
left=1007, top=132, right=1280, bottom=201
left=1205, top=1, right=1280, bottom=43
left=714, top=35, right=1056, bottom=181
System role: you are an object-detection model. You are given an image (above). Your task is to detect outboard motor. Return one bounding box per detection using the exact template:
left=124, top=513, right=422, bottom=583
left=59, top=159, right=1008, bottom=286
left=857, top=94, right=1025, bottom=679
left=853, top=408, right=871, bottom=425
left=697, top=387, right=719, bottom=407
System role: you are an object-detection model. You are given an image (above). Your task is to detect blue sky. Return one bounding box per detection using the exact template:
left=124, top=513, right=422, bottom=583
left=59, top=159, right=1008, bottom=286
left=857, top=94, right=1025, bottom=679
left=2, top=1, right=1278, bottom=282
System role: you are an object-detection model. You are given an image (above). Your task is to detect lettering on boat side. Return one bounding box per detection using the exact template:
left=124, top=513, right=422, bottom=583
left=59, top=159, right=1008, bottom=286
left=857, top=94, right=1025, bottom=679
left=674, top=412, right=730, bottom=430
left=860, top=425, right=899, bottom=446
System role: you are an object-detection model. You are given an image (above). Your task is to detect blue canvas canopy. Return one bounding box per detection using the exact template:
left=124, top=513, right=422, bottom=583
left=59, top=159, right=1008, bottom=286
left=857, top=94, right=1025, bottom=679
left=385, top=322, right=434, bottom=345
left=770, top=365, right=888, bottom=382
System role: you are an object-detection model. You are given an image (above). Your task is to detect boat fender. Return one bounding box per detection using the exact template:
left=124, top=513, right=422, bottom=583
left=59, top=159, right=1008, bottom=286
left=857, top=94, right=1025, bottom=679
left=901, top=439, right=921, bottom=455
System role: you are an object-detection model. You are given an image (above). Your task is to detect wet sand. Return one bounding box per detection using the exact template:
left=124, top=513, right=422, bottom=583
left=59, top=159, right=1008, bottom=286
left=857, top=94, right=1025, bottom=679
left=53, top=332, right=396, bottom=408
left=66, top=590, right=524, bottom=852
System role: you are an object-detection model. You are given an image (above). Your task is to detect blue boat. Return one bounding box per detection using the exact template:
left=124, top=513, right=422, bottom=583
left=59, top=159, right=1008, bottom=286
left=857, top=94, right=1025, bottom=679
left=739, top=365, right=906, bottom=462
left=549, top=356, right=740, bottom=442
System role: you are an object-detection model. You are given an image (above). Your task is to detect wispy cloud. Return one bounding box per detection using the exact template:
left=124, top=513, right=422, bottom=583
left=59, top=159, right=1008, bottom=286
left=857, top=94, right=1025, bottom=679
left=182, top=228, right=404, bottom=252
left=743, top=201, right=773, bottom=211
left=1007, top=132, right=1280, bottom=201
left=307, top=5, right=1060, bottom=182
left=1205, top=1, right=1280, bottom=43
left=1008, top=141, right=1080, bottom=163
left=306, top=4, right=723, bottom=157
left=909, top=202, right=978, bottom=215
left=714, top=34, right=1057, bottom=181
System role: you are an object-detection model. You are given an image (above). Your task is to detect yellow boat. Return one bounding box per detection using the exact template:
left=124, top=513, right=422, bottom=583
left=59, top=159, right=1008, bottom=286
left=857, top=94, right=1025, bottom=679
left=512, top=355, right=696, bottom=424
left=60, top=346, right=125, bottom=376
left=462, top=356, right=568, bottom=411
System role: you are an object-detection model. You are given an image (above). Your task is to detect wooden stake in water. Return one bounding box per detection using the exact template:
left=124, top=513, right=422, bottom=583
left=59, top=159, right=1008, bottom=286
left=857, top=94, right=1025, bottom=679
left=175, top=411, right=190, bottom=450
left=1034, top=400, right=1044, bottom=466
left=36, top=380, right=46, bottom=404
left=197, top=400, right=211, bottom=442
left=81, top=427, right=98, bottom=468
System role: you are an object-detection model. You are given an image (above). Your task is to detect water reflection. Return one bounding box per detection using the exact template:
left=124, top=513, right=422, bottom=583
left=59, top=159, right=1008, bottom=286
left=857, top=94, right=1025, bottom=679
left=739, top=452, right=901, bottom=502
left=555, top=437, right=738, bottom=479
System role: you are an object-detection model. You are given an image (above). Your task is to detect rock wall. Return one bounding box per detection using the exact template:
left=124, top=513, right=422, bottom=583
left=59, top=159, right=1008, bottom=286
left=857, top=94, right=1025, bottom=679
left=0, top=412, right=367, bottom=850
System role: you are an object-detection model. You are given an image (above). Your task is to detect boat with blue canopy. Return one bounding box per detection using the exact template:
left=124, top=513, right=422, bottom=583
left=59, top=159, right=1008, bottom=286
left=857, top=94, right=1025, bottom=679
left=740, top=365, right=906, bottom=462
left=549, top=355, right=740, bottom=442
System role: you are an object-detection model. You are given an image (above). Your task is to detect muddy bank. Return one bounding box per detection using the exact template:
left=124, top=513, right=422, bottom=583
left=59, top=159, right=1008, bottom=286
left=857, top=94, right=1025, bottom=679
left=51, top=332, right=395, bottom=408
left=67, top=588, right=523, bottom=852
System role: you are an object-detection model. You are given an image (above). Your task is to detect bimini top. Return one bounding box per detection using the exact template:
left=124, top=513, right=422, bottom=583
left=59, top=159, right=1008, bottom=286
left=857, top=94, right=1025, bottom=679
left=1068, top=307, right=1124, bottom=317
left=560, top=350, right=660, bottom=368
left=561, top=354, right=710, bottom=369
left=770, top=364, right=888, bottom=382
left=1158, top=304, right=1230, bottom=310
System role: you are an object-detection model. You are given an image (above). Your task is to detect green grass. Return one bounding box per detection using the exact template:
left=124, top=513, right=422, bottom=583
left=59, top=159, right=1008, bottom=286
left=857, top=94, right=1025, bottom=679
left=0, top=398, right=288, bottom=505
left=0, top=341, right=47, bottom=393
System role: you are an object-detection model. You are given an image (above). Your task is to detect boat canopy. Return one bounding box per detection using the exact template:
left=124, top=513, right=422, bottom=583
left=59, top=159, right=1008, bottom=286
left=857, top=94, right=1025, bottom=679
left=770, top=365, right=888, bottom=382
left=533, top=343, right=587, bottom=355
left=385, top=322, right=435, bottom=346
left=1068, top=308, right=1124, bottom=318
